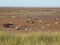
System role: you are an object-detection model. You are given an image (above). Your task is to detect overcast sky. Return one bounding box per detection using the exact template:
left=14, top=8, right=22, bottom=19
left=0, top=0, right=60, bottom=7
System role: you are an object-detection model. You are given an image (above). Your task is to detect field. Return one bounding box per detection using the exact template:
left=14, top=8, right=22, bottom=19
left=0, top=8, right=60, bottom=45
left=0, top=31, right=60, bottom=45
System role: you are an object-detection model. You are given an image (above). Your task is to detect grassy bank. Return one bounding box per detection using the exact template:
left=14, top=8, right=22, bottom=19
left=0, top=31, right=60, bottom=45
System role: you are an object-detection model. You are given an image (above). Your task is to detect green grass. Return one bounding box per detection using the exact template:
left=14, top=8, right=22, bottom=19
left=0, top=31, right=60, bottom=45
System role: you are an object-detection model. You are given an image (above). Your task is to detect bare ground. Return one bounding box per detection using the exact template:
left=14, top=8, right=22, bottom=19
left=0, top=8, right=60, bottom=33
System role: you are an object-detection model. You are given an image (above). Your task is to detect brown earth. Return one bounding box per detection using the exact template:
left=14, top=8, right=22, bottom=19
left=0, top=8, right=60, bottom=33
